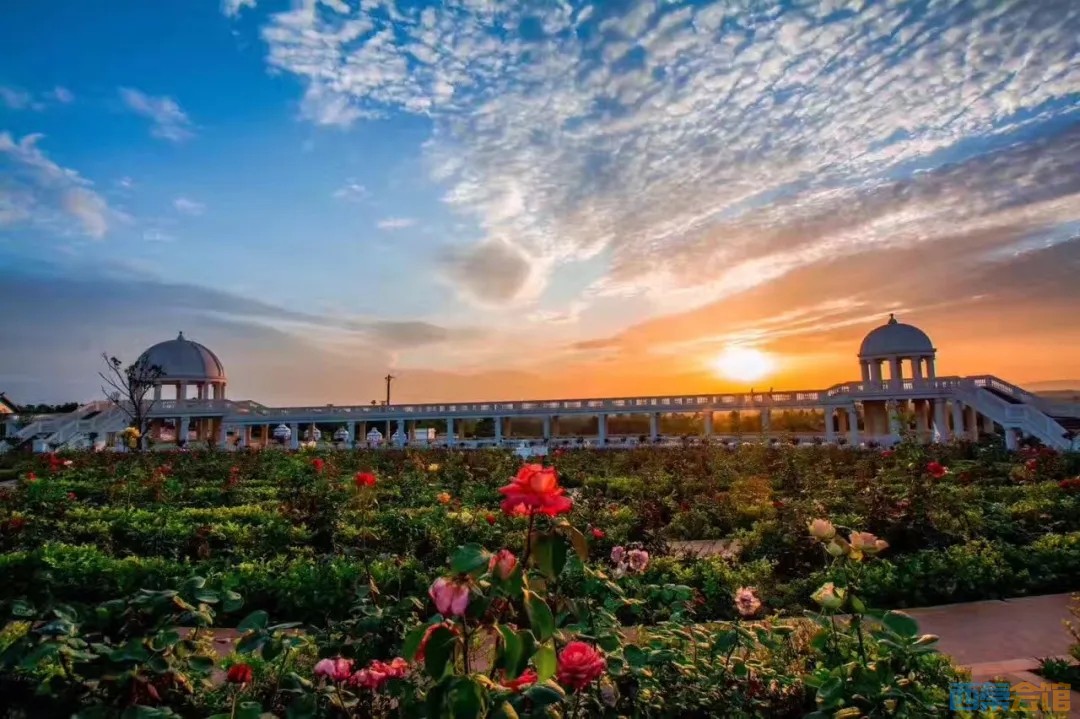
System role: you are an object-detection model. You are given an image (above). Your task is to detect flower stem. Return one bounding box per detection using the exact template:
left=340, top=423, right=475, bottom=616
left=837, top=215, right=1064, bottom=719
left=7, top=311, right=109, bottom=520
left=522, top=511, right=536, bottom=566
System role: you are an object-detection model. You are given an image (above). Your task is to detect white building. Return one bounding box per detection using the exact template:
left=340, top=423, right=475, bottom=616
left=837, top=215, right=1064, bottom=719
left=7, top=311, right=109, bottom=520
left=2, top=316, right=1078, bottom=453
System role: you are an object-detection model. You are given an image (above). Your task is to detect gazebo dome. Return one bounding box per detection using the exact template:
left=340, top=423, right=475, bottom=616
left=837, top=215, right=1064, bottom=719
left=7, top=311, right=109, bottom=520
left=858, top=315, right=934, bottom=358
left=139, top=332, right=226, bottom=382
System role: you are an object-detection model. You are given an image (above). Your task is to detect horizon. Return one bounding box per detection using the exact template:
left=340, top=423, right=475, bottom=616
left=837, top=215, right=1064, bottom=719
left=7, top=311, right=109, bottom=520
left=2, top=0, right=1079, bottom=406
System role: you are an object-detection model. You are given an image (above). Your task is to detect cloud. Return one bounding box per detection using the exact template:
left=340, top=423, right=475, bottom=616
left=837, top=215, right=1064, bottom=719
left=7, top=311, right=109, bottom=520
left=143, top=228, right=175, bottom=243
left=376, top=216, right=415, bottom=230
left=173, top=196, right=206, bottom=215
left=118, top=87, right=195, bottom=142
left=333, top=179, right=368, bottom=202
left=51, top=87, right=74, bottom=104
left=0, top=131, right=118, bottom=239
left=0, top=86, right=38, bottom=110
left=253, top=0, right=1080, bottom=312
left=439, top=237, right=538, bottom=306
left=222, top=0, right=257, bottom=17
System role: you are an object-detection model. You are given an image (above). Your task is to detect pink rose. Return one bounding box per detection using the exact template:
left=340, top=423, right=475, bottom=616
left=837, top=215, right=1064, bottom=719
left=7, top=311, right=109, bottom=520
left=429, top=576, right=470, bottom=617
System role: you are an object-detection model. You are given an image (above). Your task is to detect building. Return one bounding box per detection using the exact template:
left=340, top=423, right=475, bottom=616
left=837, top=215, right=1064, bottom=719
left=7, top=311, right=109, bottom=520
left=2, top=316, right=1078, bottom=453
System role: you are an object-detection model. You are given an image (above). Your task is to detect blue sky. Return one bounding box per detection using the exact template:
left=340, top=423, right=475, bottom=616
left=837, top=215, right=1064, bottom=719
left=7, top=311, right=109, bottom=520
left=2, top=0, right=1079, bottom=404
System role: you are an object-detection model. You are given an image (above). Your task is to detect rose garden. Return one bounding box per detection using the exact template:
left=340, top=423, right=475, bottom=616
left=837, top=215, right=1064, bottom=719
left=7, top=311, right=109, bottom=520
left=2, top=437, right=1080, bottom=717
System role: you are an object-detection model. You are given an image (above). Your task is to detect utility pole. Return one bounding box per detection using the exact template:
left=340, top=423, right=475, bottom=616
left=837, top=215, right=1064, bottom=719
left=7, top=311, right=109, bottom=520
left=384, top=374, right=395, bottom=441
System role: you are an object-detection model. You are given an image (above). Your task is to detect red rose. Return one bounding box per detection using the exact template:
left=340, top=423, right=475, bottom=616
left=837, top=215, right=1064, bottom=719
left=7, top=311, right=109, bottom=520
left=311, top=458, right=325, bottom=473
left=67, top=492, right=77, bottom=501
left=591, top=528, right=605, bottom=539
left=485, top=513, right=496, bottom=525
left=25, top=472, right=37, bottom=483
left=556, top=641, right=605, bottom=691
left=498, top=464, right=573, bottom=517
left=1025, top=459, right=1038, bottom=472
left=881, top=450, right=894, bottom=458
left=226, top=663, right=253, bottom=684
left=926, top=461, right=948, bottom=479
left=501, top=668, right=537, bottom=693
left=355, top=471, right=376, bottom=488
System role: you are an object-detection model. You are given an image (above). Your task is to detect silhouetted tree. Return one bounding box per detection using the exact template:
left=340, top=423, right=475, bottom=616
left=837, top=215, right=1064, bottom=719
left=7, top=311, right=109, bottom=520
left=99, top=353, right=163, bottom=451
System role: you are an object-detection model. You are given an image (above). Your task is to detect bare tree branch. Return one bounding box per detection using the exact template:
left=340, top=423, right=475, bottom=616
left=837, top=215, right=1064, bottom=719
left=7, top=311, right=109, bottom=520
left=99, top=352, right=164, bottom=451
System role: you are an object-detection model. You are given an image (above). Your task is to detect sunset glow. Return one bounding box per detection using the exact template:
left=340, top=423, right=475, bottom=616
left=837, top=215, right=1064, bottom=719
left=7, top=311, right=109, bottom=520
left=711, top=347, right=777, bottom=384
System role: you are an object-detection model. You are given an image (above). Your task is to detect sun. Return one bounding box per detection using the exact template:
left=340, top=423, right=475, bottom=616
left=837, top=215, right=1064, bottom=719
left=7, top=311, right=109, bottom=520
left=711, top=346, right=777, bottom=383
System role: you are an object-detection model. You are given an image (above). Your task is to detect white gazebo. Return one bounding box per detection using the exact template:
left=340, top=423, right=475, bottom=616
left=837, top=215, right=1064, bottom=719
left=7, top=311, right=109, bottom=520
left=858, top=313, right=936, bottom=388
left=140, top=332, right=227, bottom=401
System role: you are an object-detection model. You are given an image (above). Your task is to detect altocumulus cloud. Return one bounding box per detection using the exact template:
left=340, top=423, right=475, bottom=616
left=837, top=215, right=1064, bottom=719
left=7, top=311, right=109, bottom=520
left=241, top=0, right=1079, bottom=312
left=118, top=88, right=195, bottom=142
left=0, top=132, right=119, bottom=239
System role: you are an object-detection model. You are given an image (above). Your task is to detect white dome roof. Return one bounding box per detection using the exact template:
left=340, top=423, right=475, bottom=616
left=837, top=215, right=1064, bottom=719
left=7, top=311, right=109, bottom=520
left=138, top=332, right=226, bottom=382
left=859, top=315, right=935, bottom=358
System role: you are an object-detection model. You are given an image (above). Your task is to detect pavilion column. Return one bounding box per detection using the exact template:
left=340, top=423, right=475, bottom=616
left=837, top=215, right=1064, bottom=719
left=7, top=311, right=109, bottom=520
left=649, top=412, right=659, bottom=441
left=847, top=407, right=860, bottom=445
left=964, top=406, right=978, bottom=440
left=263, top=424, right=270, bottom=447
left=177, top=382, right=188, bottom=401
left=446, top=418, right=455, bottom=446
left=982, top=414, right=995, bottom=434
left=926, top=357, right=937, bottom=379
left=289, top=422, right=299, bottom=449
left=703, top=411, right=713, bottom=437
left=178, top=417, right=190, bottom=446
left=951, top=400, right=964, bottom=436
left=395, top=419, right=406, bottom=446
left=760, top=408, right=771, bottom=434
left=598, top=414, right=608, bottom=444
left=196, top=384, right=206, bottom=400
left=911, top=357, right=923, bottom=382
left=887, top=401, right=902, bottom=444
left=153, top=385, right=162, bottom=401
left=837, top=408, right=849, bottom=434
left=218, top=419, right=227, bottom=448
left=824, top=408, right=836, bottom=443
left=239, top=426, right=248, bottom=448
left=503, top=418, right=512, bottom=439
left=933, top=399, right=950, bottom=441
left=542, top=416, right=552, bottom=441
left=494, top=417, right=503, bottom=444
left=1005, top=428, right=1020, bottom=451
left=860, top=361, right=871, bottom=383
left=347, top=421, right=356, bottom=448
left=890, top=358, right=903, bottom=389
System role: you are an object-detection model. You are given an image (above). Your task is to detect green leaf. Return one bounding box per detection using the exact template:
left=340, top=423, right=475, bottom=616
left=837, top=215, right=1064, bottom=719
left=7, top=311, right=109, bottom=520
left=150, top=630, right=180, bottom=651
left=450, top=676, right=485, bottom=719
left=424, top=626, right=458, bottom=679
left=849, top=595, right=866, bottom=614
left=222, top=590, right=244, bottom=613
left=524, top=680, right=566, bottom=708
left=19, top=642, right=58, bottom=669
left=188, top=655, right=215, bottom=673
left=235, top=702, right=263, bottom=719
left=11, top=600, right=35, bottom=618
left=451, top=544, right=491, bottom=575
left=491, top=701, right=520, bottom=719
left=285, top=694, right=317, bottom=719
left=565, top=525, right=589, bottom=561
left=402, top=624, right=429, bottom=662
left=532, top=534, right=568, bottom=580
left=194, top=589, right=220, bottom=604
left=237, top=610, right=268, bottom=632
left=534, top=643, right=557, bottom=682
left=236, top=633, right=265, bottom=655
left=624, top=644, right=648, bottom=668
left=499, top=625, right=523, bottom=676
left=524, top=591, right=556, bottom=641
left=882, top=611, right=919, bottom=639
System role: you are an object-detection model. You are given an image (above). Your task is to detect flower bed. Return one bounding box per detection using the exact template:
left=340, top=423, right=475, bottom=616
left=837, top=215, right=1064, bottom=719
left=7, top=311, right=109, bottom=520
left=0, top=440, right=1078, bottom=716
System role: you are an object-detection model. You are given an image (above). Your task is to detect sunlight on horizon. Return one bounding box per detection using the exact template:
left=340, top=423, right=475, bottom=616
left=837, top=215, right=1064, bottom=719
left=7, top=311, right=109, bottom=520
left=710, top=346, right=777, bottom=384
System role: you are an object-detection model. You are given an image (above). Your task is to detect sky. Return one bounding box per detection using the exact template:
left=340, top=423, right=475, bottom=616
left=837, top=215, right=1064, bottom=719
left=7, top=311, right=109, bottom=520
left=1, top=0, right=1079, bottom=406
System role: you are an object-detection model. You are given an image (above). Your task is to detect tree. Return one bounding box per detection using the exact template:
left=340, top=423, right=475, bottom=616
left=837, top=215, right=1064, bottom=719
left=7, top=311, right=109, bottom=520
left=99, top=353, right=163, bottom=451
